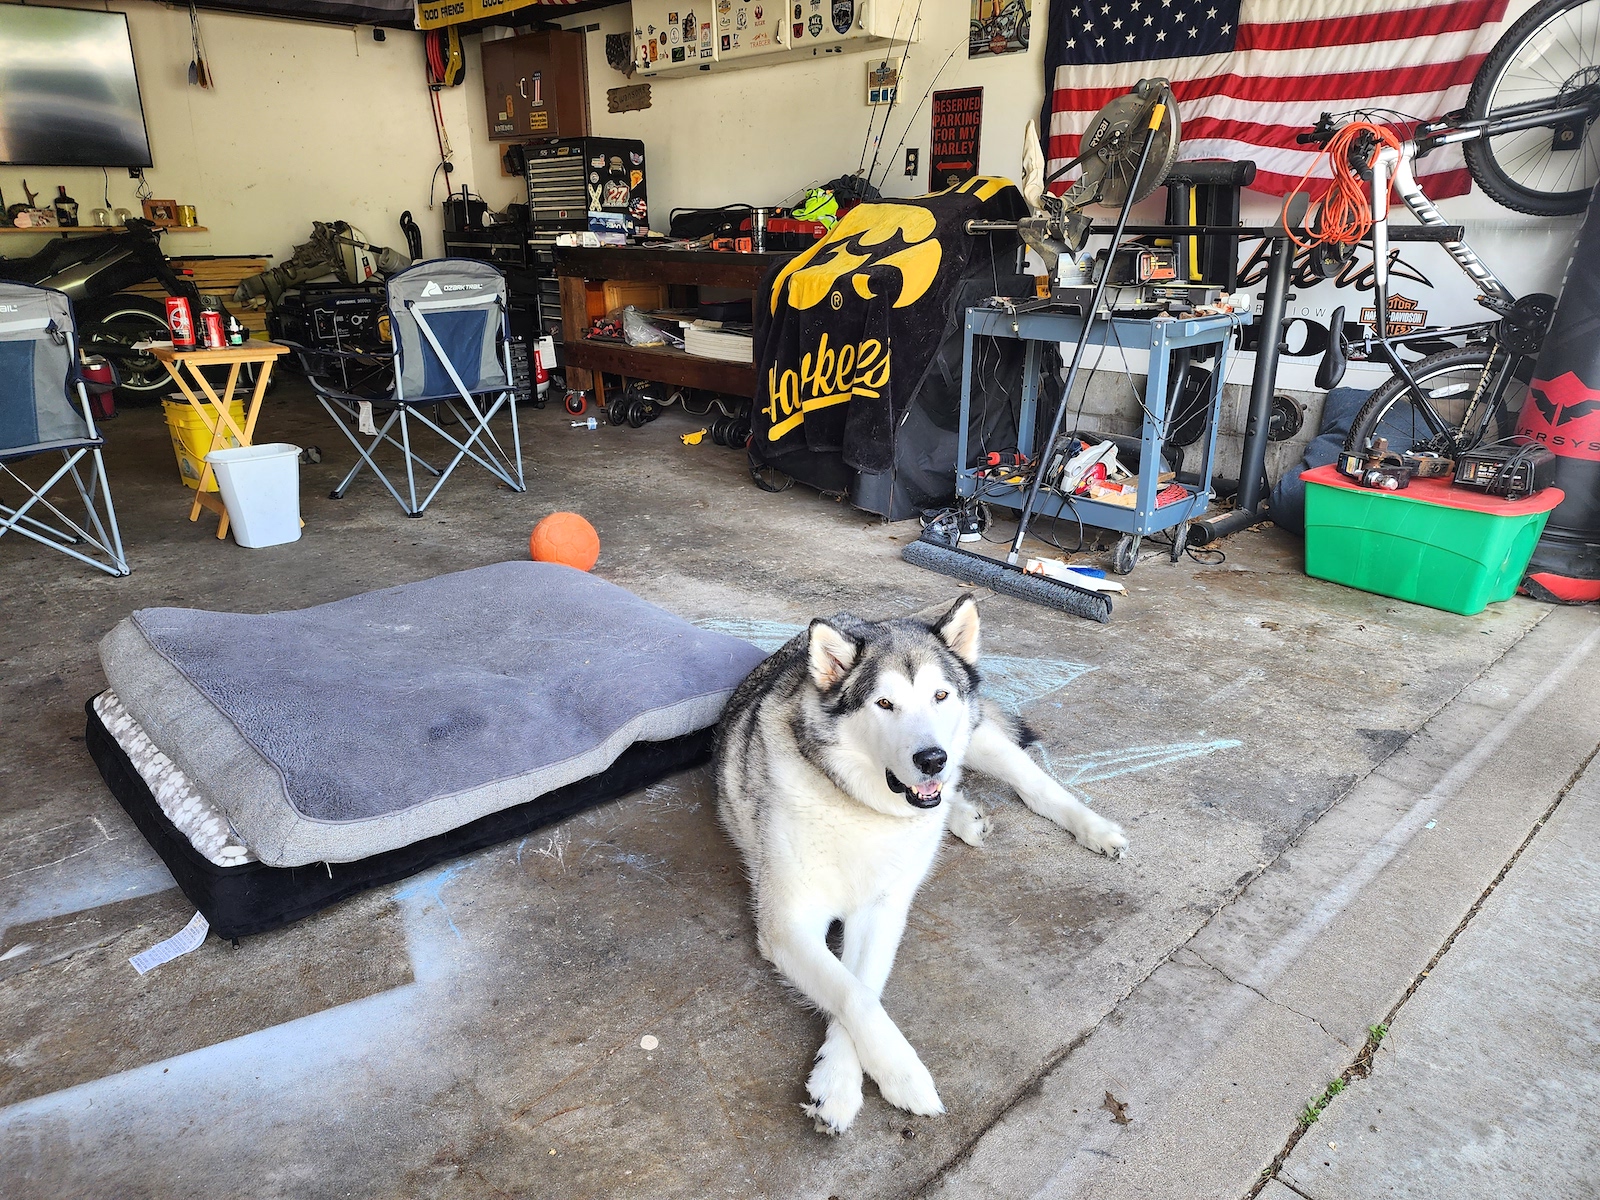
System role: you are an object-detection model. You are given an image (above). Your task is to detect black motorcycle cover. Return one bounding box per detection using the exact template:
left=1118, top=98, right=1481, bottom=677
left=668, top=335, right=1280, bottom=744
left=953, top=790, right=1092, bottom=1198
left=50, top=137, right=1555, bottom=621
left=752, top=178, right=1029, bottom=475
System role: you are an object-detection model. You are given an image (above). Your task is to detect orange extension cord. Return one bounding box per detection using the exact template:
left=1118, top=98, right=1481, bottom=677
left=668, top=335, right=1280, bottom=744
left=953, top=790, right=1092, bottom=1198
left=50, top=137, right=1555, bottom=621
left=1283, top=121, right=1403, bottom=250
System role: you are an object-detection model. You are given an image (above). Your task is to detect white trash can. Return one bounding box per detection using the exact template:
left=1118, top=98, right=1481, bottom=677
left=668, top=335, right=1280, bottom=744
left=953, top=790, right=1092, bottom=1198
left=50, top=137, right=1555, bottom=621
left=205, top=443, right=302, bottom=548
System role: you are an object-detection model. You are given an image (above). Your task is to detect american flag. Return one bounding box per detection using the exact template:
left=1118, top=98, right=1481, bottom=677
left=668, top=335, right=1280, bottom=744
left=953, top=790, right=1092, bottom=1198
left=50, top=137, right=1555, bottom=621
left=1041, top=0, right=1513, bottom=200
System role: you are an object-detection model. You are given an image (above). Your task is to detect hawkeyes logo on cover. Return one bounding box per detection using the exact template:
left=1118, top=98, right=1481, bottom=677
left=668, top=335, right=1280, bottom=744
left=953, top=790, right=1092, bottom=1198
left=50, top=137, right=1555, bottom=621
left=770, top=203, right=942, bottom=314
left=769, top=177, right=1014, bottom=316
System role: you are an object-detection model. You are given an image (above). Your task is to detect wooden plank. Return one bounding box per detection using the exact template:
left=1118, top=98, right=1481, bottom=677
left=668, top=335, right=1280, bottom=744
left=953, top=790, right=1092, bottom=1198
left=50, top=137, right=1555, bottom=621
left=559, top=275, right=594, bottom=391
left=123, top=257, right=273, bottom=332
left=151, top=342, right=288, bottom=365
left=564, top=339, right=755, bottom=397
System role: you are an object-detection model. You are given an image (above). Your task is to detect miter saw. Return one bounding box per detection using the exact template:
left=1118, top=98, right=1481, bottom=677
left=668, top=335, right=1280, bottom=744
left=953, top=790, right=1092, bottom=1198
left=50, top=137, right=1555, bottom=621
left=966, top=77, right=1179, bottom=293
left=1027, top=77, right=1179, bottom=273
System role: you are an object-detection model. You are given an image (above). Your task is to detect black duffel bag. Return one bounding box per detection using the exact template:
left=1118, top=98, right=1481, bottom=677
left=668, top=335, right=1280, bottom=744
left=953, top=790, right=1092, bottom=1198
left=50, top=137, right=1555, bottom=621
left=668, top=205, right=753, bottom=240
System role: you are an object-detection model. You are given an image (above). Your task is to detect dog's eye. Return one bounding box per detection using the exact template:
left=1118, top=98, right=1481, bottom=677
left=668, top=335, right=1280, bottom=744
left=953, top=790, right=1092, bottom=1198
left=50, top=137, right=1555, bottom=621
left=876, top=698, right=894, bottom=711
left=934, top=690, right=949, bottom=702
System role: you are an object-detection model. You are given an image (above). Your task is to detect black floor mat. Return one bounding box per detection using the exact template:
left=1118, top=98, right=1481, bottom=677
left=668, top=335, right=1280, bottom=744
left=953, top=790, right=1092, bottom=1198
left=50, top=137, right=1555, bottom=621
left=84, top=695, right=713, bottom=941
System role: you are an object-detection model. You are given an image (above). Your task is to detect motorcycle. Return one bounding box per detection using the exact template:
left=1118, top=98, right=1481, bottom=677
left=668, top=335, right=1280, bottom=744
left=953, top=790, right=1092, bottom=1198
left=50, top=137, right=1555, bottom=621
left=0, top=219, right=227, bottom=405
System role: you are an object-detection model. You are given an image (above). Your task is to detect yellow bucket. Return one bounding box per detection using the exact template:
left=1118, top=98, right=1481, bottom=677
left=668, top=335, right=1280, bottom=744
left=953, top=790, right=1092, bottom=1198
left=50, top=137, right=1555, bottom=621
left=163, top=396, right=244, bottom=491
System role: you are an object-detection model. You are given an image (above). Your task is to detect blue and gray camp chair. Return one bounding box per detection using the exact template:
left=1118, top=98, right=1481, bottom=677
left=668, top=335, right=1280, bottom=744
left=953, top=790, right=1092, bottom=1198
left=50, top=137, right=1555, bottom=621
left=0, top=281, right=128, bottom=576
left=287, top=259, right=525, bottom=516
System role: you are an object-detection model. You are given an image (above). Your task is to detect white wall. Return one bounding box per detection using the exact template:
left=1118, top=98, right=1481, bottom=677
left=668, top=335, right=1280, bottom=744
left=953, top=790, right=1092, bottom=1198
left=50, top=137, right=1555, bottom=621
left=2, top=0, right=1577, bottom=342
left=0, top=0, right=499, bottom=264
left=556, top=0, right=1560, bottom=242
left=555, top=0, right=1046, bottom=221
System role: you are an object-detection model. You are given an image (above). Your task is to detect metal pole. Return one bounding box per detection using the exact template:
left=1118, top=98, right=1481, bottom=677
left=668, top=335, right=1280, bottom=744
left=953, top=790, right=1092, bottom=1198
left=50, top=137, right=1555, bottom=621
left=1234, top=234, right=1293, bottom=514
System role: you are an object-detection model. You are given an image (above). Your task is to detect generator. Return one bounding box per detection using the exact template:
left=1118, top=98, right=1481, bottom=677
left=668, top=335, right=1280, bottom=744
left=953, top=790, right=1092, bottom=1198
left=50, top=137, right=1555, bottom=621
left=269, top=282, right=388, bottom=351
left=270, top=282, right=391, bottom=392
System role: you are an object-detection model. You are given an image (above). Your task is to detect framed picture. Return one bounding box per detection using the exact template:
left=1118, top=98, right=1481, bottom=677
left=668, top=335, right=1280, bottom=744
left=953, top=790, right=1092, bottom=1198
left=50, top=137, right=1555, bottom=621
left=142, top=199, right=178, bottom=226
left=969, top=0, right=1030, bottom=57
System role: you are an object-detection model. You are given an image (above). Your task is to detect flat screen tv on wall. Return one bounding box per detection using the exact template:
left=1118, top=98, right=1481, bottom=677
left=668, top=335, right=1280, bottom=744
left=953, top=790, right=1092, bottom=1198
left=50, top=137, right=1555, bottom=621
left=0, top=6, right=154, bottom=168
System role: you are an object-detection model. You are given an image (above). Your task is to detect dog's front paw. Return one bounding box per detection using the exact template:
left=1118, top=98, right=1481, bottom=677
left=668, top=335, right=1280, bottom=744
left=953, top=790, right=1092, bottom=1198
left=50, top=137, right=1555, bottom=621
left=1076, top=813, right=1129, bottom=859
left=864, top=1043, right=945, bottom=1117
left=803, top=1045, right=865, bottom=1135
left=947, top=795, right=992, bottom=847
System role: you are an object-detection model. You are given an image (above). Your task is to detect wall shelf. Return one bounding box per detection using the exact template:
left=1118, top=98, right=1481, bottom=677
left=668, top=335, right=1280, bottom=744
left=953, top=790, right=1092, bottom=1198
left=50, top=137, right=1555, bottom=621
left=0, top=225, right=209, bottom=235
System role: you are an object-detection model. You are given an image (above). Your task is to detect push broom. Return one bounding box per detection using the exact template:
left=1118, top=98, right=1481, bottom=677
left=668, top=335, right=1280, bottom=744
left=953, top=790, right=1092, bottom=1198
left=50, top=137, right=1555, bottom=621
left=903, top=96, right=1170, bottom=624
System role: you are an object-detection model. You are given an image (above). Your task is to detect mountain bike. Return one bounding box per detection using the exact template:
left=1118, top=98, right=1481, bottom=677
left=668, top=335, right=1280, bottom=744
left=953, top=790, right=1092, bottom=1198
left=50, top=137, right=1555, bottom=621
left=1307, top=0, right=1600, bottom=458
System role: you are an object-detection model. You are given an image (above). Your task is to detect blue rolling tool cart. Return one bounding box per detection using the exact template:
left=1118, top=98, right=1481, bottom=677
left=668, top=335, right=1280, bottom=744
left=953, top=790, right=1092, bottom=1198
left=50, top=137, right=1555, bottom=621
left=954, top=304, right=1249, bottom=574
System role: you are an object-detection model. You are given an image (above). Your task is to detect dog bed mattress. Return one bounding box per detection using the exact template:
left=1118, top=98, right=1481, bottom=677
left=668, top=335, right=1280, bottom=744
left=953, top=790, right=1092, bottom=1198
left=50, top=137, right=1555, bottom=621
left=86, top=693, right=714, bottom=940
left=97, top=561, right=767, bottom=868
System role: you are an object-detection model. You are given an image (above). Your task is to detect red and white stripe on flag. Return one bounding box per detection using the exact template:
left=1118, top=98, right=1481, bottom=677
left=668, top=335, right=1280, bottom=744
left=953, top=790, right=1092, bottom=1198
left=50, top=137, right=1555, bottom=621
left=1044, top=0, right=1512, bottom=200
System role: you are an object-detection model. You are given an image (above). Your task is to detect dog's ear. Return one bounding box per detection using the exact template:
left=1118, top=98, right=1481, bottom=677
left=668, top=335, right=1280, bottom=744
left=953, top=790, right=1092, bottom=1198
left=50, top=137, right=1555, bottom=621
left=932, top=594, right=981, bottom=665
left=807, top=619, right=861, bottom=692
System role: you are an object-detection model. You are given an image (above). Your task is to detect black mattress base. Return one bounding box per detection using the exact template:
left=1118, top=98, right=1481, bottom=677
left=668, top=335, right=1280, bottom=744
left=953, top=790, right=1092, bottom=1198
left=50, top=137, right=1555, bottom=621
left=84, top=696, right=713, bottom=941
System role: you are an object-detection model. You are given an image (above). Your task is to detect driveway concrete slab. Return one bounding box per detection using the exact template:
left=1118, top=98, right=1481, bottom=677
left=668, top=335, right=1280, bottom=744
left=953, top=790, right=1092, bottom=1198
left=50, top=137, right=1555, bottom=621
left=927, top=607, right=1600, bottom=1199
left=1278, top=754, right=1600, bottom=1200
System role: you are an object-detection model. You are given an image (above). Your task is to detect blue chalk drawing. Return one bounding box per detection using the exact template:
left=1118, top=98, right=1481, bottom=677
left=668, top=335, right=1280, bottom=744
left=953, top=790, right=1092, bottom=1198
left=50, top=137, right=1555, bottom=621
left=1051, top=740, right=1244, bottom=785
left=983, top=655, right=1096, bottom=711
left=697, top=617, right=798, bottom=652
left=392, top=861, right=471, bottom=942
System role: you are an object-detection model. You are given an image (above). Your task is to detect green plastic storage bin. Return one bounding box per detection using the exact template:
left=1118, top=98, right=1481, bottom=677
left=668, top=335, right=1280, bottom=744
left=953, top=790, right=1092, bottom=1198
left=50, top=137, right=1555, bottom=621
left=1302, top=464, right=1564, bottom=615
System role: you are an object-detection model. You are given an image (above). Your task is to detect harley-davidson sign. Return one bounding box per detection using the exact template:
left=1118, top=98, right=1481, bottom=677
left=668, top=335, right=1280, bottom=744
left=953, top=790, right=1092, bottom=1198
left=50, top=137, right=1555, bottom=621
left=1359, top=293, right=1429, bottom=332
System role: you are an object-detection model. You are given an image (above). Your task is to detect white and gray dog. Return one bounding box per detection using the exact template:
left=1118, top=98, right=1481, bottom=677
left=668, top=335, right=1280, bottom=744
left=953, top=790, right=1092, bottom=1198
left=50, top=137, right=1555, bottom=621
left=714, top=595, right=1127, bottom=1134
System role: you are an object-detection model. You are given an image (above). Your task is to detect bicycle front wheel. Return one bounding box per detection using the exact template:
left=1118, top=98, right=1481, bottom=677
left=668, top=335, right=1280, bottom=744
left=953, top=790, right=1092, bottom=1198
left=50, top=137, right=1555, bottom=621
left=1342, top=346, right=1525, bottom=456
left=1464, top=0, right=1600, bottom=216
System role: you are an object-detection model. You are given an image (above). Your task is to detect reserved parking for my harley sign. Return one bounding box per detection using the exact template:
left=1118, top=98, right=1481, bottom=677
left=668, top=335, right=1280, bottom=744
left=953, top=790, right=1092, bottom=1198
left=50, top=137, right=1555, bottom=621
left=930, top=87, right=982, bottom=190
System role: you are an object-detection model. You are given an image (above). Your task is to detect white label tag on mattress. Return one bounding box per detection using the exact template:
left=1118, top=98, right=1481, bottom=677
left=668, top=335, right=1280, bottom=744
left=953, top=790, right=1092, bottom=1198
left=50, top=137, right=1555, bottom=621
left=129, top=911, right=209, bottom=975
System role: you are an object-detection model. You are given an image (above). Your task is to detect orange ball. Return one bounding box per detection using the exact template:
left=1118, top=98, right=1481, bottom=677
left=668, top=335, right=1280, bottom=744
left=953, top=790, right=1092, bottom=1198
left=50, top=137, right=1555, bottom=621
left=529, top=512, right=600, bottom=571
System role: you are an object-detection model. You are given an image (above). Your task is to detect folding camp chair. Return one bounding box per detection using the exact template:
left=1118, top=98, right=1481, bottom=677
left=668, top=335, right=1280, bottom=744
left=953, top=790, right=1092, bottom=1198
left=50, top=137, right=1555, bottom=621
left=285, top=259, right=525, bottom=517
left=0, top=281, right=128, bottom=576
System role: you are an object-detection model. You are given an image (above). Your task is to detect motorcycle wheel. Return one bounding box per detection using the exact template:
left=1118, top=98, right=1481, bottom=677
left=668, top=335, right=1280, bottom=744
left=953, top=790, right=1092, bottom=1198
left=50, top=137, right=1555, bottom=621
left=78, top=295, right=173, bottom=407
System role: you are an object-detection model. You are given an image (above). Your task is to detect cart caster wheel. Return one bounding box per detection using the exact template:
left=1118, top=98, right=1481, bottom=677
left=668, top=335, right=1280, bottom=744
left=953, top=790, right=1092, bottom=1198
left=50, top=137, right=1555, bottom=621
left=1112, top=534, right=1140, bottom=575
left=607, top=399, right=629, bottom=426
left=627, top=398, right=649, bottom=428
left=1170, top=523, right=1191, bottom=562
left=564, top=391, right=587, bottom=416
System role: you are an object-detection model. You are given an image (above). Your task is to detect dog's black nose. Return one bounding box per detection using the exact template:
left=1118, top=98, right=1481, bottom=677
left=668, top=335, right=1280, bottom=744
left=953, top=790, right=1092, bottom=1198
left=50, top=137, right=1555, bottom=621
left=912, top=747, right=947, bottom=776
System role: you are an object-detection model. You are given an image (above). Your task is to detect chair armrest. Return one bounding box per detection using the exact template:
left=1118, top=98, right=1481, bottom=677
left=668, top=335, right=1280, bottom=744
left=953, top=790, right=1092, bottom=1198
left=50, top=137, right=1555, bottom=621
left=277, top=340, right=397, bottom=405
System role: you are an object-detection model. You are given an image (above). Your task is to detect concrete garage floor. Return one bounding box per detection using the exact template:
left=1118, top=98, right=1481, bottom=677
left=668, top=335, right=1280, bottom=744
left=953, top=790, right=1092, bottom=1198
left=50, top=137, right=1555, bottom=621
left=2, top=380, right=1597, bottom=1198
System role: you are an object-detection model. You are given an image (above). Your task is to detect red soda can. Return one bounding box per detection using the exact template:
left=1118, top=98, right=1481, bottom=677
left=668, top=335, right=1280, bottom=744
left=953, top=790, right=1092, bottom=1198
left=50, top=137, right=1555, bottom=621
left=166, top=295, right=195, bottom=348
left=201, top=309, right=224, bottom=349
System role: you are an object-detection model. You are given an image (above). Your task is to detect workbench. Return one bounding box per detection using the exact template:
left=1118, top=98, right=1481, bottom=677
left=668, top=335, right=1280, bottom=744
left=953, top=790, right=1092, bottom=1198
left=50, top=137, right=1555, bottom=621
left=554, top=245, right=792, bottom=404
left=956, top=305, right=1248, bottom=572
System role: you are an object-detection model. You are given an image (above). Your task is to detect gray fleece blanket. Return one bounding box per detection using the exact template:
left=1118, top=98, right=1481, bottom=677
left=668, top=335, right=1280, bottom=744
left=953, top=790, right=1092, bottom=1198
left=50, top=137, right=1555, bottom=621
left=99, top=562, right=767, bottom=866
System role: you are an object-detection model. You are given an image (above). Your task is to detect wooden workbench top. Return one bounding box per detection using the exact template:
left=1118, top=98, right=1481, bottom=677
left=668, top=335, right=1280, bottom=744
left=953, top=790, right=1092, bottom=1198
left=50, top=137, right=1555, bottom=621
left=555, top=244, right=793, bottom=290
